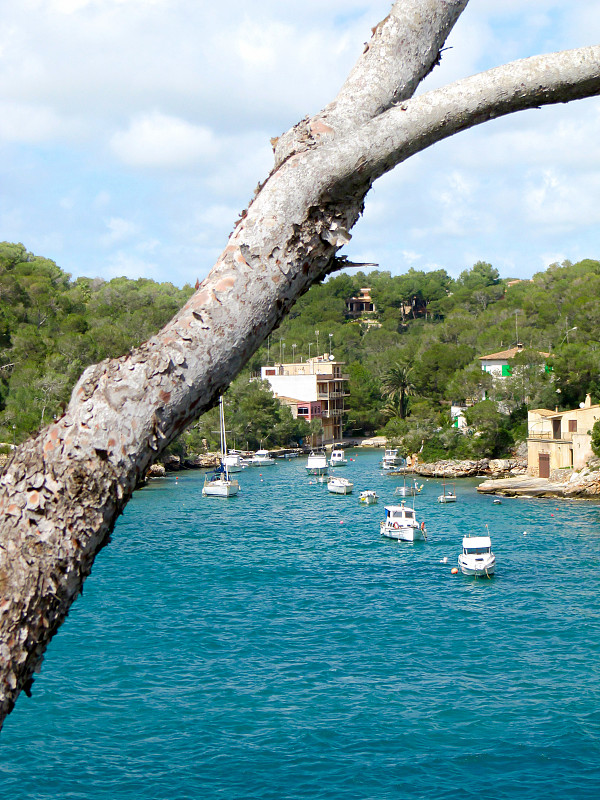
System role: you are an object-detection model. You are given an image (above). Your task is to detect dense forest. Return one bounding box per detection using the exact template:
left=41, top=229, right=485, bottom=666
left=1, top=241, right=599, bottom=461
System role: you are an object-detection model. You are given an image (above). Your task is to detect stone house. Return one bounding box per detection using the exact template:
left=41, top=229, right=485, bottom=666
left=527, top=394, right=600, bottom=477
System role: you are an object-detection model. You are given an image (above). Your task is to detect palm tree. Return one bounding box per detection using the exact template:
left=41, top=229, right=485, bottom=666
left=381, top=362, right=415, bottom=419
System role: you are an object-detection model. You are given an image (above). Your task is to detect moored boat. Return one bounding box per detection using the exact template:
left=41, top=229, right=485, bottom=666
left=394, top=476, right=423, bottom=497
left=329, top=446, right=348, bottom=467
left=381, top=448, right=405, bottom=470
left=202, top=397, right=240, bottom=498
left=438, top=479, right=457, bottom=503
left=458, top=533, right=496, bottom=577
left=359, top=490, right=379, bottom=504
left=306, top=450, right=328, bottom=475
left=327, top=476, right=353, bottom=495
left=250, top=449, right=275, bottom=466
left=380, top=502, right=427, bottom=542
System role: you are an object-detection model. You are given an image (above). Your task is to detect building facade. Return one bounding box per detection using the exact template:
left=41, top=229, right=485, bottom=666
left=527, top=394, right=600, bottom=477
left=479, top=343, right=550, bottom=379
left=261, top=356, right=349, bottom=444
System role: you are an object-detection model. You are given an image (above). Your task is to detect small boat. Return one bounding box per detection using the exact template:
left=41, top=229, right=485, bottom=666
left=359, top=490, right=379, bottom=505
left=249, top=449, right=275, bottom=466
left=202, top=397, right=240, bottom=498
left=222, top=450, right=244, bottom=473
left=394, top=476, right=423, bottom=497
left=380, top=502, right=427, bottom=542
left=493, top=498, right=502, bottom=505
left=458, top=532, right=496, bottom=577
left=327, top=476, right=353, bottom=495
left=329, top=446, right=348, bottom=467
left=306, top=450, right=328, bottom=475
left=381, top=448, right=405, bottom=470
left=438, top=479, right=457, bottom=503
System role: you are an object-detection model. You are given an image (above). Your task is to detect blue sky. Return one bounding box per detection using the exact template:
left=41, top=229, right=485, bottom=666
left=1, top=0, right=600, bottom=287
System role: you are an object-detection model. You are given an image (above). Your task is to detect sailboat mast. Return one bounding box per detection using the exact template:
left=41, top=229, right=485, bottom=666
left=220, top=396, right=230, bottom=481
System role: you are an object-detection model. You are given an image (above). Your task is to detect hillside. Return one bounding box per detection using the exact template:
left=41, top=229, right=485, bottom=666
left=1, top=242, right=599, bottom=460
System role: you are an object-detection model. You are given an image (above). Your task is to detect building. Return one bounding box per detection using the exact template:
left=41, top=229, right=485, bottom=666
left=261, top=355, right=349, bottom=443
left=527, top=394, right=600, bottom=477
left=345, top=288, right=375, bottom=316
left=478, top=343, right=550, bottom=379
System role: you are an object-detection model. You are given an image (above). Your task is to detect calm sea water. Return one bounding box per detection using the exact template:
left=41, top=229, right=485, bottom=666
left=2, top=450, right=600, bottom=799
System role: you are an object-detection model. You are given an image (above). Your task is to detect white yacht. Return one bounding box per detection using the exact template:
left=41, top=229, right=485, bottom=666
left=380, top=502, right=427, bottom=542
left=306, top=450, right=328, bottom=475
left=327, top=476, right=353, bottom=495
left=381, top=449, right=405, bottom=470
left=249, top=449, right=275, bottom=466
left=458, top=534, right=496, bottom=576
left=202, top=398, right=240, bottom=498
left=329, top=447, right=348, bottom=467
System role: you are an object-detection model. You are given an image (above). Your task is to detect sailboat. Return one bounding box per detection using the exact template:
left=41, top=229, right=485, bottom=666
left=202, top=397, right=240, bottom=497
left=437, top=476, right=457, bottom=503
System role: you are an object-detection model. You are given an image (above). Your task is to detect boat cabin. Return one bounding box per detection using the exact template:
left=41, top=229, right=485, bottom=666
left=384, top=504, right=416, bottom=524
left=461, top=536, right=492, bottom=555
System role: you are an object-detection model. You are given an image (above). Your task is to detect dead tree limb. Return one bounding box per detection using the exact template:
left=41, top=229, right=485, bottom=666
left=1, top=0, right=600, bottom=728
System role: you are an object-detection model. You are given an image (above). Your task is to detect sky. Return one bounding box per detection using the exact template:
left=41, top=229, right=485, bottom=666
left=1, top=0, right=600, bottom=287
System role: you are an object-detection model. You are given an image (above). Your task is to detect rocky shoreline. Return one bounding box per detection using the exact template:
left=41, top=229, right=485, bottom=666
left=392, top=456, right=528, bottom=479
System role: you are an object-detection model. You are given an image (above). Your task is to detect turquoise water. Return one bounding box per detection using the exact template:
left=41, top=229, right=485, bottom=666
left=2, top=449, right=600, bottom=799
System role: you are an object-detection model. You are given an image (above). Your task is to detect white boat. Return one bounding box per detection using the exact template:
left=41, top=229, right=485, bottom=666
left=381, top=448, right=405, bottom=470
left=380, top=502, right=427, bottom=542
left=329, top=447, right=348, bottom=467
left=359, top=490, right=379, bottom=505
left=458, top=533, right=496, bottom=577
left=222, top=450, right=244, bottom=473
left=438, top=479, right=457, bottom=503
left=306, top=450, right=328, bottom=475
left=202, top=397, right=240, bottom=498
left=394, top=477, right=423, bottom=497
left=249, top=449, right=275, bottom=466
left=327, top=476, right=353, bottom=495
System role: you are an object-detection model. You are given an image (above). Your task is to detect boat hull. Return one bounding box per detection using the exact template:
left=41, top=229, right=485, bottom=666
left=202, top=479, right=240, bottom=497
left=327, top=482, right=353, bottom=495
left=438, top=495, right=457, bottom=503
left=381, top=524, right=426, bottom=542
left=458, top=555, right=496, bottom=576
left=359, top=492, right=378, bottom=504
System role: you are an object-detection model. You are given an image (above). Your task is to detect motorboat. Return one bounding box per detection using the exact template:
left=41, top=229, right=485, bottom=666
left=381, top=448, right=405, bottom=470
left=222, top=450, right=244, bottom=473
left=394, top=476, right=423, bottom=497
left=202, top=397, right=240, bottom=498
left=438, top=479, right=457, bottom=503
left=306, top=450, right=328, bottom=475
left=458, top=534, right=496, bottom=577
left=329, top=447, right=348, bottom=467
left=380, top=502, right=427, bottom=542
left=249, top=449, right=275, bottom=466
left=359, top=490, right=379, bottom=505
left=327, top=476, right=353, bottom=495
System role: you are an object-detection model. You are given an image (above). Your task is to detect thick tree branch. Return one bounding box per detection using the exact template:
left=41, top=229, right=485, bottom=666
left=274, top=0, right=469, bottom=166
left=1, top=7, right=600, bottom=729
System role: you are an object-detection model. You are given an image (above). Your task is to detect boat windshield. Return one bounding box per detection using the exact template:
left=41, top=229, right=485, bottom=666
left=464, top=546, right=490, bottom=555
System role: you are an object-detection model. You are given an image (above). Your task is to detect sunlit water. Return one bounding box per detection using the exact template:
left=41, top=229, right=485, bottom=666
left=2, top=450, right=600, bottom=799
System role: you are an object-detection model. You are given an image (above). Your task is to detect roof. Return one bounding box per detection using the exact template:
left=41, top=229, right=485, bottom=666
left=479, top=346, right=550, bottom=361
left=462, top=536, right=491, bottom=547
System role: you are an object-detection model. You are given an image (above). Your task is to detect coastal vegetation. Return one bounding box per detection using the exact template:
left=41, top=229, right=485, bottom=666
left=1, top=241, right=599, bottom=462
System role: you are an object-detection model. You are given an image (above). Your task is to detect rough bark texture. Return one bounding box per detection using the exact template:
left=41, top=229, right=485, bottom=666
left=2, top=0, right=600, bottom=728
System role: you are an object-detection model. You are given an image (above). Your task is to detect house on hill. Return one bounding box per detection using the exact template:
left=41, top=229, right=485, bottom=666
left=345, top=287, right=375, bottom=316
left=261, top=355, right=349, bottom=444
left=527, top=394, right=600, bottom=477
left=478, top=343, right=550, bottom=379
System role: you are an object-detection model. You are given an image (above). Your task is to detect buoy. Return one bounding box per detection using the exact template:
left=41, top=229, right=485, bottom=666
left=523, top=531, right=527, bottom=536
left=339, top=520, right=344, bottom=525
left=551, top=513, right=554, bottom=517
left=451, top=567, right=458, bottom=574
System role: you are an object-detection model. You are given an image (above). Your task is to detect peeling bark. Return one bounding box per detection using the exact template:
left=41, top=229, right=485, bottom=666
left=2, top=0, right=600, bottom=728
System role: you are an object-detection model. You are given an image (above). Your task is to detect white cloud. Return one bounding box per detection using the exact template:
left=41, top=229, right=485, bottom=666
left=110, top=112, right=220, bottom=168
left=100, top=217, right=140, bottom=246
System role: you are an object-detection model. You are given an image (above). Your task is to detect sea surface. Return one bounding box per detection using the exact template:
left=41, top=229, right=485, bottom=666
left=2, top=449, right=600, bottom=799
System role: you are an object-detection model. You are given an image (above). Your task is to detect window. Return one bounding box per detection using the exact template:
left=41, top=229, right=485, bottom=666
left=501, top=364, right=512, bottom=377
left=298, top=407, right=309, bottom=415
left=568, top=420, right=577, bottom=432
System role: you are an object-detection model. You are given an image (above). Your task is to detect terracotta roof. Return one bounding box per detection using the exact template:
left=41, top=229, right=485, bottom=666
left=479, top=346, right=550, bottom=361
